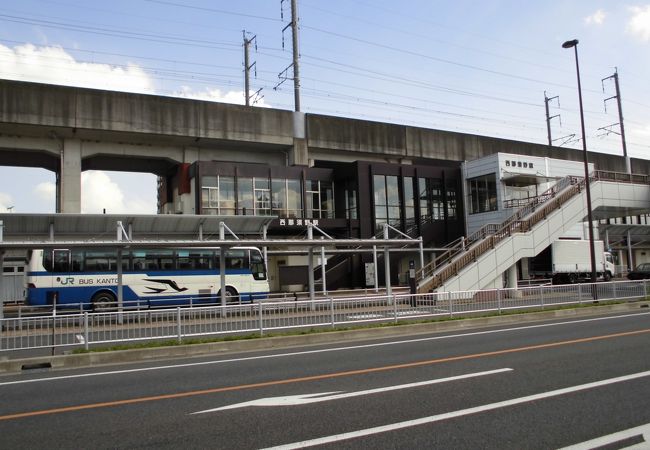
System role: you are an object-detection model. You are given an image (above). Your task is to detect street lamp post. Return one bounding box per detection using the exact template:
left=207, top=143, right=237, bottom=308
left=562, top=39, right=597, bottom=283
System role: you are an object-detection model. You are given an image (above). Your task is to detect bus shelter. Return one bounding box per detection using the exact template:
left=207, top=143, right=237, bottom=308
left=0, top=214, right=423, bottom=319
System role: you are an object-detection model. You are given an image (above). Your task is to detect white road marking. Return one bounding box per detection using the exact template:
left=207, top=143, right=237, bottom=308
left=193, top=368, right=512, bottom=413
left=558, top=422, right=650, bottom=449
left=261, top=370, right=650, bottom=450
left=1, top=311, right=647, bottom=387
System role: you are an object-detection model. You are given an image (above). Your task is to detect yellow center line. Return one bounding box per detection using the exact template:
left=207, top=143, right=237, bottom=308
left=2, top=327, right=649, bottom=421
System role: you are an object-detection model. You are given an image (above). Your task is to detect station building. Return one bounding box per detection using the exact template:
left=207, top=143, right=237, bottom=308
left=0, top=79, right=649, bottom=295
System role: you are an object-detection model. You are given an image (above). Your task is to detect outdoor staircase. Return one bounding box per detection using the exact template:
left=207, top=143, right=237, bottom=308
left=416, top=170, right=650, bottom=293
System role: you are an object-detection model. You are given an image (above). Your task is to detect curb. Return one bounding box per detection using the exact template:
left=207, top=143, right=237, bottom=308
left=1, top=301, right=648, bottom=374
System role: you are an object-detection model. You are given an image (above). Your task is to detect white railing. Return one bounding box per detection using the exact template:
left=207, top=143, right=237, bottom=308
left=1, top=280, right=648, bottom=353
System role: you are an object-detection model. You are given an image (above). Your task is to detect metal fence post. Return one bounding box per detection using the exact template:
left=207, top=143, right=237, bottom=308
left=393, top=294, right=398, bottom=323
left=578, top=284, right=583, bottom=305
left=84, top=312, right=89, bottom=351
left=258, top=300, right=263, bottom=336
left=449, top=292, right=454, bottom=318
left=330, top=296, right=335, bottom=328
left=176, top=307, right=182, bottom=344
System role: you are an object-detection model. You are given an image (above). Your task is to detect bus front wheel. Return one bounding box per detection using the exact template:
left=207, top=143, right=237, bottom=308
left=218, top=287, right=239, bottom=304
left=92, top=291, right=116, bottom=312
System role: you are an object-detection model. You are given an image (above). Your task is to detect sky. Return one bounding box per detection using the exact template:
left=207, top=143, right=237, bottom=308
left=0, top=0, right=648, bottom=214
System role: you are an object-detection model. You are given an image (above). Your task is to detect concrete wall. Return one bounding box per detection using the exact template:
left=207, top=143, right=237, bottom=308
left=0, top=80, right=296, bottom=145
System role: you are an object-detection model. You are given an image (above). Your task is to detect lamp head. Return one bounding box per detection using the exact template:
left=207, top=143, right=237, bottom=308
left=562, top=39, right=579, bottom=49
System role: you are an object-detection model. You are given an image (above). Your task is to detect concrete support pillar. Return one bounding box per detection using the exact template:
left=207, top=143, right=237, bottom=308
left=57, top=138, right=82, bottom=213
left=290, top=138, right=309, bottom=166
left=506, top=264, right=518, bottom=289
left=290, top=112, right=308, bottom=166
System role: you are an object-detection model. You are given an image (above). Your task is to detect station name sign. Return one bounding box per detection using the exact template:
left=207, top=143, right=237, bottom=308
left=278, top=219, right=319, bottom=227
left=504, top=159, right=535, bottom=169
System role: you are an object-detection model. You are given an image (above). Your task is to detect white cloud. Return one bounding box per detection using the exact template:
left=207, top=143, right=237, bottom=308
left=584, top=9, right=606, bottom=25
left=174, top=86, right=270, bottom=107
left=0, top=192, right=13, bottom=212
left=34, top=182, right=56, bottom=202
left=0, top=43, right=155, bottom=93
left=81, top=171, right=156, bottom=214
left=0, top=43, right=266, bottom=108
left=628, top=5, right=650, bottom=41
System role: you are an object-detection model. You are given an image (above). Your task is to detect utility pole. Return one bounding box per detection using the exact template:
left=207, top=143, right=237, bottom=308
left=544, top=91, right=560, bottom=146
left=601, top=69, right=631, bottom=174
left=290, top=0, right=300, bottom=112
left=243, top=31, right=261, bottom=107
left=277, top=0, right=301, bottom=112
left=544, top=91, right=575, bottom=147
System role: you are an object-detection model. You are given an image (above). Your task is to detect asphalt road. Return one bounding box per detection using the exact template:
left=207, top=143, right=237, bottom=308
left=1, top=309, right=649, bottom=449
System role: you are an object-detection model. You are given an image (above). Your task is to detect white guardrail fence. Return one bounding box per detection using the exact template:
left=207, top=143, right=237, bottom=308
left=1, top=280, right=648, bottom=353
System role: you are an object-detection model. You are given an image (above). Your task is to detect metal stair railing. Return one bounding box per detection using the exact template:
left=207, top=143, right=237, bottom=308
left=314, top=214, right=434, bottom=283
left=417, top=170, right=650, bottom=293
left=417, top=174, right=579, bottom=284
left=416, top=175, right=585, bottom=292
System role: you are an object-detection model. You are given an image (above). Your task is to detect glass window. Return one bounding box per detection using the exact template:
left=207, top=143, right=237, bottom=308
left=321, top=181, right=334, bottom=218
left=306, top=179, right=333, bottom=219
left=403, top=177, right=415, bottom=227
left=219, top=176, right=236, bottom=215
left=287, top=179, right=303, bottom=218
left=344, top=186, right=358, bottom=220
left=431, top=179, right=444, bottom=220
left=468, top=174, right=497, bottom=214
left=419, top=177, right=430, bottom=219
left=446, top=179, right=458, bottom=219
left=52, top=250, right=70, bottom=272
left=201, top=176, right=218, bottom=215
left=272, top=178, right=287, bottom=216
left=254, top=177, right=271, bottom=215
left=237, top=177, right=254, bottom=215
left=373, top=175, right=401, bottom=232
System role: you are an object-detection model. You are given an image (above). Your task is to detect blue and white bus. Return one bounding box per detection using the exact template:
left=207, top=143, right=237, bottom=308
left=26, top=246, right=269, bottom=309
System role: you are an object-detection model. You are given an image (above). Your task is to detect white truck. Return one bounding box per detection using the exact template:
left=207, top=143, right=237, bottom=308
left=551, top=240, right=616, bottom=284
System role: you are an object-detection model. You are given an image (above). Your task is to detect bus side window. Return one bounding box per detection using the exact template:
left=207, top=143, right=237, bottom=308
left=52, top=250, right=70, bottom=272
left=43, top=250, right=53, bottom=271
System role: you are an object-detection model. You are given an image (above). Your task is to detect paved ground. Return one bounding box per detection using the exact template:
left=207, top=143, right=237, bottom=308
left=0, top=309, right=649, bottom=448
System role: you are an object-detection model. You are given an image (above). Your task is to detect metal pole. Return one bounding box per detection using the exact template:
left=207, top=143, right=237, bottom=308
left=308, top=224, right=315, bottom=303
left=116, top=221, right=124, bottom=323
left=220, top=246, right=226, bottom=308
left=290, top=0, right=301, bottom=112
left=372, top=237, right=379, bottom=293
left=419, top=240, right=425, bottom=272
left=545, top=91, right=553, bottom=146
left=83, top=311, right=89, bottom=351
left=0, top=249, right=4, bottom=322
left=627, top=230, right=634, bottom=273
left=564, top=40, right=597, bottom=284
left=243, top=30, right=251, bottom=107
left=176, top=307, right=182, bottom=343
left=384, top=224, right=392, bottom=299
left=262, top=223, right=268, bottom=279
left=219, top=223, right=226, bottom=308
left=320, top=238, right=327, bottom=295
left=613, top=71, right=631, bottom=174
